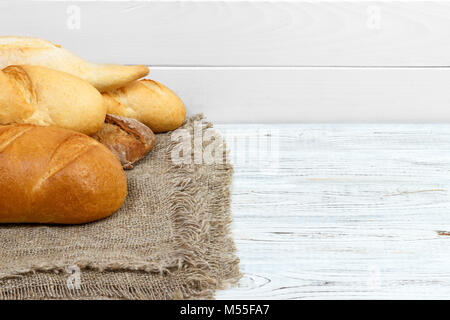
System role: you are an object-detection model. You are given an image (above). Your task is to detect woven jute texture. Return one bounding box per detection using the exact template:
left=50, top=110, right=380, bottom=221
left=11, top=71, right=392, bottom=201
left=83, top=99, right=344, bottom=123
left=0, top=115, right=241, bottom=299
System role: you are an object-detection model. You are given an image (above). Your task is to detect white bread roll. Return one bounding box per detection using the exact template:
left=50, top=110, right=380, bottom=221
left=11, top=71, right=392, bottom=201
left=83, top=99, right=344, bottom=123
left=103, top=79, right=186, bottom=133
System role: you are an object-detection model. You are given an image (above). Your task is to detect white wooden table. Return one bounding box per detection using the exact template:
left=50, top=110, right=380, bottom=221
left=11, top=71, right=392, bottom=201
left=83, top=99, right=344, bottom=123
left=215, top=124, right=450, bottom=299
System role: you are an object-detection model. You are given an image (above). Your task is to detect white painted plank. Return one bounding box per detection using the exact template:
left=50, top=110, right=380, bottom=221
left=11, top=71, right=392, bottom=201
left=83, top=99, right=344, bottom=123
left=213, top=124, right=450, bottom=299
left=149, top=67, right=450, bottom=123
left=2, top=1, right=450, bottom=66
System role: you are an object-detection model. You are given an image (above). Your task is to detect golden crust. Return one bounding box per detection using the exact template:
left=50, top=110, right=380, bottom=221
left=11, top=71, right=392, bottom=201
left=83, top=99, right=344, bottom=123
left=0, top=36, right=149, bottom=92
left=0, top=124, right=127, bottom=224
left=0, top=65, right=106, bottom=135
left=103, top=79, right=186, bottom=133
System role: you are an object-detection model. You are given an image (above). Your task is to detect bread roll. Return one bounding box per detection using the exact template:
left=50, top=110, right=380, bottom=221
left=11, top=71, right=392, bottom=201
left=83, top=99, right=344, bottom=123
left=0, top=124, right=127, bottom=224
left=0, top=65, right=106, bottom=135
left=0, top=36, right=149, bottom=92
left=103, top=79, right=186, bottom=133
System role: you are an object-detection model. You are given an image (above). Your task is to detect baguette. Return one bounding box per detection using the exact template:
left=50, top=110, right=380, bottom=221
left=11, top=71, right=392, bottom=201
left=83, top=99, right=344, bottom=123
left=0, top=65, right=106, bottom=135
left=0, top=124, right=127, bottom=224
left=0, top=36, right=149, bottom=92
left=103, top=79, right=186, bottom=133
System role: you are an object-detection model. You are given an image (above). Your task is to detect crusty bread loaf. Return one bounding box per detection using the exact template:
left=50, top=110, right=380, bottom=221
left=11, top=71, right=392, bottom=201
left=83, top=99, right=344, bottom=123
left=92, top=114, right=156, bottom=169
left=0, top=36, right=149, bottom=92
left=0, top=124, right=127, bottom=224
left=0, top=65, right=106, bottom=135
left=103, top=79, right=186, bottom=133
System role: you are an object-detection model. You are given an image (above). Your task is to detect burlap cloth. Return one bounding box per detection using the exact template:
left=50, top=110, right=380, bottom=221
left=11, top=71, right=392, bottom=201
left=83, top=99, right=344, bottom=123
left=0, top=115, right=241, bottom=299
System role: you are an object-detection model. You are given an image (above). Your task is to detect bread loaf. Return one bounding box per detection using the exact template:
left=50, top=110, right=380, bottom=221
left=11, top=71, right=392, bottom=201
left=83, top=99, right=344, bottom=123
left=103, top=79, right=186, bottom=133
left=0, top=65, right=106, bottom=135
left=0, top=36, right=149, bottom=92
left=0, top=124, right=127, bottom=224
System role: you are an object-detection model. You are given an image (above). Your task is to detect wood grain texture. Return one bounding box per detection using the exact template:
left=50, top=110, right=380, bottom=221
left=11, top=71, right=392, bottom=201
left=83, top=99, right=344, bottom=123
left=3, top=1, right=450, bottom=66
left=149, top=67, right=450, bottom=123
left=214, top=124, right=450, bottom=299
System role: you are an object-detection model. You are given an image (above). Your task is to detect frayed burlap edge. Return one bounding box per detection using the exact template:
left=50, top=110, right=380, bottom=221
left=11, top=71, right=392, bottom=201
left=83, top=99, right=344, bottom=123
left=169, top=114, right=242, bottom=299
left=0, top=114, right=241, bottom=300
left=163, top=114, right=242, bottom=299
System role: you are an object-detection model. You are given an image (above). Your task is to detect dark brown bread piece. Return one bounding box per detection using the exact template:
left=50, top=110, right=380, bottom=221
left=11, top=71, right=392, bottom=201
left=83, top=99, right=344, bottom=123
left=92, top=114, right=155, bottom=169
